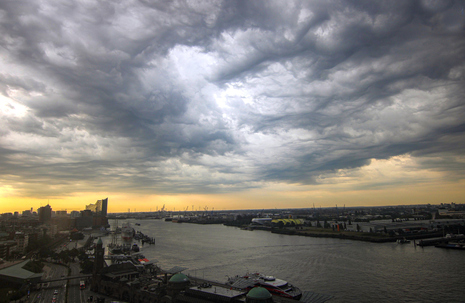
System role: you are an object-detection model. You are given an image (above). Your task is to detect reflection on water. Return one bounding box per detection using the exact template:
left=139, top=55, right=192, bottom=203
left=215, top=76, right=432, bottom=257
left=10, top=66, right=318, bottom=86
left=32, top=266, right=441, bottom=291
left=105, top=219, right=464, bottom=303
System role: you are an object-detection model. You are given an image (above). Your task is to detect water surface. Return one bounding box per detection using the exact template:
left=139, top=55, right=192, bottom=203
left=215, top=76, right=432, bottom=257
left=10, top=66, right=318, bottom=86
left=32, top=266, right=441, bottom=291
left=106, top=219, right=465, bottom=303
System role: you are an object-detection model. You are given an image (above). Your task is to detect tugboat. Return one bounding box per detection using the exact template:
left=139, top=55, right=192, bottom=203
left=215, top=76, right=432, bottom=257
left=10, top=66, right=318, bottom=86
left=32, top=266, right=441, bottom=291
left=227, top=272, right=302, bottom=300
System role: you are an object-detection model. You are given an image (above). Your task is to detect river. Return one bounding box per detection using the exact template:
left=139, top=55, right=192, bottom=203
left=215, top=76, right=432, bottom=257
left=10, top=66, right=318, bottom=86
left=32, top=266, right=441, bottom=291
left=105, top=219, right=464, bottom=303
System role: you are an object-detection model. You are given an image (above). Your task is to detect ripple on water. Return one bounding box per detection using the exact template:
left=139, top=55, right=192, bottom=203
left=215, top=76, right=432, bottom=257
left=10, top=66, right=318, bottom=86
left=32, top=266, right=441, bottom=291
left=106, top=219, right=465, bottom=302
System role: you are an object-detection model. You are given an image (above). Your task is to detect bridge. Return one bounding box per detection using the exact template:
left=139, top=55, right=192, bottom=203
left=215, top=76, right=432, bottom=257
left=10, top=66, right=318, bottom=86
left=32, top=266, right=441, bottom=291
left=41, top=274, right=93, bottom=284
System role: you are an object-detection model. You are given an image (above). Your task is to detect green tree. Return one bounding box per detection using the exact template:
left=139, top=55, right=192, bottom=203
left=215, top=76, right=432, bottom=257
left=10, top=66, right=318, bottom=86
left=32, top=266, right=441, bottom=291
left=58, top=250, right=71, bottom=264
left=80, top=259, right=94, bottom=274
left=69, top=248, right=79, bottom=262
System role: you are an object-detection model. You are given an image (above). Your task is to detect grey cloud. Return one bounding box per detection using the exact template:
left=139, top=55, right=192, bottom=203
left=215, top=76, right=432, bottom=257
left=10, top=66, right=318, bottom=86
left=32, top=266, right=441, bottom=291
left=1, top=0, right=464, bottom=198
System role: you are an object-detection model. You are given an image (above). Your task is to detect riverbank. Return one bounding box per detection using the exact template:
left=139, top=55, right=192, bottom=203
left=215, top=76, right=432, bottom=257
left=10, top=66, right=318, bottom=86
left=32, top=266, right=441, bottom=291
left=271, top=227, right=444, bottom=243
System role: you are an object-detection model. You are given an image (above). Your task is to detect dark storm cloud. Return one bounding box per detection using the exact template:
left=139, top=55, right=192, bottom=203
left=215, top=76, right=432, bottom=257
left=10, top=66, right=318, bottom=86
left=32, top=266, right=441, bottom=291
left=0, top=0, right=464, bottom=197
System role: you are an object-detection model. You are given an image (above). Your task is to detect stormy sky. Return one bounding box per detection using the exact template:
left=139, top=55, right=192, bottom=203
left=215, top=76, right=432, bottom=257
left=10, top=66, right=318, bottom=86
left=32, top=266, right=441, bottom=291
left=1, top=0, right=465, bottom=212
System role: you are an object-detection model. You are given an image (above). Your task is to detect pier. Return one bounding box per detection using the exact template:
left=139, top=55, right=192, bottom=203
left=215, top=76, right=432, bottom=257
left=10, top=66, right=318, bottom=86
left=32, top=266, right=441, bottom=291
left=417, top=235, right=465, bottom=247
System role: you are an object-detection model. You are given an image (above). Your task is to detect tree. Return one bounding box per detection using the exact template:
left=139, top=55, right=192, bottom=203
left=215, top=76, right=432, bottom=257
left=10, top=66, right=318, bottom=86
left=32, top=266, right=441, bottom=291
left=356, top=224, right=360, bottom=232
left=80, top=259, right=94, bottom=274
left=58, top=250, right=71, bottom=264
left=69, top=248, right=80, bottom=262
left=27, top=235, right=52, bottom=253
left=39, top=246, right=53, bottom=259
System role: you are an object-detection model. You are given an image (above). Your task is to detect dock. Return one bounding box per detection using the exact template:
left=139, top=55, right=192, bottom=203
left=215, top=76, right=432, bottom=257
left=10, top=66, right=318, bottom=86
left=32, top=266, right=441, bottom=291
left=417, top=235, right=465, bottom=247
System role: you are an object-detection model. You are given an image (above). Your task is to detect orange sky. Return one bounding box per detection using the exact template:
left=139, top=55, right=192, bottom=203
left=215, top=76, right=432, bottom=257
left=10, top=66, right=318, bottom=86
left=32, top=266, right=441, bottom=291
left=1, top=156, right=463, bottom=214
left=1, top=2, right=465, bottom=216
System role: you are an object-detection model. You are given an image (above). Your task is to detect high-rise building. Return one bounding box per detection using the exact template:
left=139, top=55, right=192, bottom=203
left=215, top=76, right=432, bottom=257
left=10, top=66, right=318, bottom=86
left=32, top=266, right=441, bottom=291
left=101, top=198, right=108, bottom=216
left=86, top=203, right=97, bottom=213
left=38, top=205, right=52, bottom=223
left=86, top=198, right=108, bottom=216
left=56, top=210, right=67, bottom=216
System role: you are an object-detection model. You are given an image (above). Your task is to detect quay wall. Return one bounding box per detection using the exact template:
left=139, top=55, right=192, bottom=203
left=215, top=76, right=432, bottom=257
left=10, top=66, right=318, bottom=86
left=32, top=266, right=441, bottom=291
left=271, top=228, right=445, bottom=243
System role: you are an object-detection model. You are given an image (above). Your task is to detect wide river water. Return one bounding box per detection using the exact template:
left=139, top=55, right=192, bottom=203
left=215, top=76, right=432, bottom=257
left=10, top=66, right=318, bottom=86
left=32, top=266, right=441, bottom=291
left=105, top=219, right=464, bottom=303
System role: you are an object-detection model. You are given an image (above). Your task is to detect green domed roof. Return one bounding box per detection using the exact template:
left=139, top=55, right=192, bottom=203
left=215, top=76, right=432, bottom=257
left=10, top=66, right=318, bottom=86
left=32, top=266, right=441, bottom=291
left=169, top=273, right=189, bottom=283
left=97, top=237, right=103, bottom=245
left=247, top=287, right=272, bottom=300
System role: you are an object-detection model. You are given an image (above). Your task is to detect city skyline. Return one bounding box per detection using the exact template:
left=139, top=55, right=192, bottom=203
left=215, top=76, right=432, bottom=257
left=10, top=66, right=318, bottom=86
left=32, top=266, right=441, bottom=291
left=1, top=1, right=465, bottom=213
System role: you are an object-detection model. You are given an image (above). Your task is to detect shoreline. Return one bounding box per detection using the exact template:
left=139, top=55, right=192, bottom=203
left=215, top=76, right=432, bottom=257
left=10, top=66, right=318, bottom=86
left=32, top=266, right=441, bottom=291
left=270, top=227, right=445, bottom=243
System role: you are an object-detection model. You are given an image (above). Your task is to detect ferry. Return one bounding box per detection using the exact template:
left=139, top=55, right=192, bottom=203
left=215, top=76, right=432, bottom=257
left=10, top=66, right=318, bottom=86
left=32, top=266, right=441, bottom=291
left=227, top=272, right=302, bottom=300
left=121, top=223, right=135, bottom=242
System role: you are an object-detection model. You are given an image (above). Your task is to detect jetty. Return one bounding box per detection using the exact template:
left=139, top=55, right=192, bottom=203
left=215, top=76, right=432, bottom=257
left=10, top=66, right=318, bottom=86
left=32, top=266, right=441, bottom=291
left=134, top=230, right=155, bottom=245
left=417, top=234, right=465, bottom=247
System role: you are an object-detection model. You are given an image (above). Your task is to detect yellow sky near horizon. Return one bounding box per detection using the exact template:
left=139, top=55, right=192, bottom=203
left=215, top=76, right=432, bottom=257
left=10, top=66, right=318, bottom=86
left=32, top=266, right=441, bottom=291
left=1, top=155, right=463, bottom=214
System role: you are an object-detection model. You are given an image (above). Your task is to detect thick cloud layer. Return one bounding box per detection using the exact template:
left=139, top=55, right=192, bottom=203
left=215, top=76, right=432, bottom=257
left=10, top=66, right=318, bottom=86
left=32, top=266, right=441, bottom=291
left=1, top=0, right=464, bottom=199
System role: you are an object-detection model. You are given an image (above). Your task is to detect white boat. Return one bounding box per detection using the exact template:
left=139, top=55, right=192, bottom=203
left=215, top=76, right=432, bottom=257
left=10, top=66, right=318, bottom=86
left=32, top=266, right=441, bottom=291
left=397, top=238, right=411, bottom=244
left=121, top=223, right=135, bottom=242
left=227, top=272, right=302, bottom=300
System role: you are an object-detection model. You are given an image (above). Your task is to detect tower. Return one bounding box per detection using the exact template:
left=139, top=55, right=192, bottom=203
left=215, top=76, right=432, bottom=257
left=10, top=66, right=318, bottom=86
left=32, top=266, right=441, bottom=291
left=91, top=237, right=105, bottom=292
left=93, top=237, right=105, bottom=273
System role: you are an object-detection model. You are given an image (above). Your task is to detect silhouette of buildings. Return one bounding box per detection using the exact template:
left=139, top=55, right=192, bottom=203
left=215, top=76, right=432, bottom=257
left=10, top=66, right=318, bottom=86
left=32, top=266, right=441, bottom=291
left=37, top=204, right=52, bottom=223
left=86, top=198, right=108, bottom=216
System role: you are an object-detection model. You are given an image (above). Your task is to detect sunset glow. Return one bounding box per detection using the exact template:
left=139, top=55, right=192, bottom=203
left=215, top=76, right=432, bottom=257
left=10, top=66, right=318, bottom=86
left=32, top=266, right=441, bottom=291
left=1, top=1, right=464, bottom=214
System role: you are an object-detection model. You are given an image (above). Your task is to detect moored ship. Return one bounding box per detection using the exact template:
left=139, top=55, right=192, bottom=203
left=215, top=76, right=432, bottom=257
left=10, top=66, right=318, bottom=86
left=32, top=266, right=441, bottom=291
left=121, top=222, right=135, bottom=242
left=227, top=272, right=302, bottom=300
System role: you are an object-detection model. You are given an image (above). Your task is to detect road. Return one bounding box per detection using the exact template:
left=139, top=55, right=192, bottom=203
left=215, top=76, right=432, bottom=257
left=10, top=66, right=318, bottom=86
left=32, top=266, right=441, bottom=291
left=68, top=261, right=87, bottom=303
left=27, top=262, right=67, bottom=303
left=24, top=235, right=114, bottom=303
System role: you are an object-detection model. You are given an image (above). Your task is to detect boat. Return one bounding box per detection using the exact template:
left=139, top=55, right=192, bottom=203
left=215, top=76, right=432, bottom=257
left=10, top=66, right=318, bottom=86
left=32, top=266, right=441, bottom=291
left=132, top=243, right=140, bottom=252
left=397, top=238, right=410, bottom=244
left=435, top=242, right=465, bottom=250
left=135, top=223, right=140, bottom=226
left=227, top=272, right=302, bottom=300
left=109, top=245, right=125, bottom=255
left=121, top=223, right=135, bottom=242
